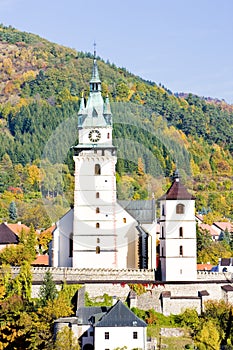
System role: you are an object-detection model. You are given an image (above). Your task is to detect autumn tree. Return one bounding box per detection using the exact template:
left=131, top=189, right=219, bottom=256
left=53, top=326, right=80, bottom=350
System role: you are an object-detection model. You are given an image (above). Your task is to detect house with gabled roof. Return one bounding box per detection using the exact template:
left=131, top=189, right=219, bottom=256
left=0, top=222, right=19, bottom=251
left=55, top=300, right=147, bottom=350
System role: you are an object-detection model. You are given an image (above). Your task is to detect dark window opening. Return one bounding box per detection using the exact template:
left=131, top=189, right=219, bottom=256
left=179, top=245, right=183, bottom=256
left=96, top=246, right=100, bottom=254
left=162, top=226, right=164, bottom=239
left=96, top=207, right=100, bottom=214
left=179, top=227, right=183, bottom=238
left=162, top=204, right=165, bottom=216
left=96, top=222, right=100, bottom=228
left=95, top=164, right=101, bottom=175
left=96, top=192, right=100, bottom=198
left=176, top=203, right=185, bottom=214
left=133, top=332, right=138, bottom=339
left=69, top=233, right=73, bottom=257
left=105, top=332, right=109, bottom=339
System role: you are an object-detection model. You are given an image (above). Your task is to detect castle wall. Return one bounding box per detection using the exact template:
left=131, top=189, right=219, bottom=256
left=8, top=267, right=233, bottom=314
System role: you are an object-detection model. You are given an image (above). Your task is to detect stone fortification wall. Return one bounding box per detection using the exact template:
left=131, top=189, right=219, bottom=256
left=9, top=267, right=232, bottom=284
left=8, top=267, right=233, bottom=314
left=11, top=267, right=155, bottom=282
left=197, top=271, right=232, bottom=281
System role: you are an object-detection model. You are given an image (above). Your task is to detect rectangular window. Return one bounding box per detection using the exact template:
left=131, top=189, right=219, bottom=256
left=105, top=332, right=109, bottom=339
left=133, top=331, right=138, bottom=339
left=179, top=246, right=183, bottom=256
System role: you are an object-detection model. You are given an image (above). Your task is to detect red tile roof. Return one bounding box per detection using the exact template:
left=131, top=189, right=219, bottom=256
left=213, top=222, right=233, bottom=232
left=199, top=223, right=219, bottom=237
left=7, top=223, right=30, bottom=235
left=197, top=263, right=213, bottom=271
left=159, top=179, right=195, bottom=200
left=32, top=254, right=49, bottom=266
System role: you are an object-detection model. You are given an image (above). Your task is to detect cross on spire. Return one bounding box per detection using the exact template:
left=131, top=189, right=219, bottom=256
left=94, top=41, right=97, bottom=59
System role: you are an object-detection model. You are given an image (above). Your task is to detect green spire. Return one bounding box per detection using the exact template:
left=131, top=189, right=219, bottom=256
left=90, top=42, right=101, bottom=92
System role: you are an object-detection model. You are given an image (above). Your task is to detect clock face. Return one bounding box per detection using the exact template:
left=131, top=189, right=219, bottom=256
left=88, top=129, right=101, bottom=142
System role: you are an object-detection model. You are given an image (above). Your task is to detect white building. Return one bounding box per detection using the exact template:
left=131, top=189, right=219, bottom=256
left=50, top=51, right=157, bottom=270
left=55, top=300, right=147, bottom=350
left=159, top=172, right=197, bottom=281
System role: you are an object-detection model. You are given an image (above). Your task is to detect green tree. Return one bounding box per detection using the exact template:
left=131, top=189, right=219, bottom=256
left=39, top=270, right=58, bottom=306
left=9, top=201, right=17, bottom=221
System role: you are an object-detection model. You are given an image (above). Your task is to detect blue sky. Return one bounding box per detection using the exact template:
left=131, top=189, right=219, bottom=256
left=1, top=0, right=233, bottom=103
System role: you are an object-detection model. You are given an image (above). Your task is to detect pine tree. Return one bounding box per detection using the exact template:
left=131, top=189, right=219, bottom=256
left=9, top=201, right=17, bottom=221
left=39, top=270, right=57, bottom=306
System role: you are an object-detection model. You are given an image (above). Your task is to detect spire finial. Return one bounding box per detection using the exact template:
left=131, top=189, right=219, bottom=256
left=94, top=41, right=97, bottom=59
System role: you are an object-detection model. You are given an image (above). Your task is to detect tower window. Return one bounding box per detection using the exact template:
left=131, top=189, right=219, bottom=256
left=123, top=218, right=126, bottom=223
left=107, top=132, right=110, bottom=139
left=162, top=204, right=165, bottom=216
left=69, top=233, right=73, bottom=257
left=162, top=226, right=164, bottom=239
left=176, top=203, right=185, bottom=214
left=96, top=207, right=100, bottom=214
left=179, top=227, right=183, bottom=238
left=96, top=223, right=100, bottom=228
left=179, top=246, right=183, bottom=256
left=96, top=246, right=100, bottom=254
left=96, top=192, right=100, bottom=198
left=97, top=238, right=100, bottom=243
left=95, top=164, right=101, bottom=175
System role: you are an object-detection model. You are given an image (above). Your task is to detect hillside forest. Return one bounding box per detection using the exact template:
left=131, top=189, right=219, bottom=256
left=0, top=24, right=233, bottom=262
left=1, top=23, right=233, bottom=350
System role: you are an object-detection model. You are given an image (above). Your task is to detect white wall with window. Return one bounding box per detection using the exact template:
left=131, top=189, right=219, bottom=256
left=94, top=326, right=147, bottom=350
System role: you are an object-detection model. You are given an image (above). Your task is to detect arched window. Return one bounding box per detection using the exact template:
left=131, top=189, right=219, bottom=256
left=96, top=246, right=100, bottom=254
left=179, top=227, right=183, bottom=238
left=97, top=238, right=100, bottom=243
left=107, top=132, right=110, bottom=139
left=96, top=207, right=100, bottom=214
left=69, top=233, right=73, bottom=257
left=96, top=192, right=100, bottom=198
left=123, top=218, right=126, bottom=223
left=96, top=223, right=100, bottom=228
left=179, top=245, right=183, bottom=256
left=176, top=203, right=185, bottom=214
left=95, top=164, right=101, bottom=175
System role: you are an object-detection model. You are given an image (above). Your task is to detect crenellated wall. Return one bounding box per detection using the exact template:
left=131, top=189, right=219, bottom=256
left=6, top=267, right=233, bottom=314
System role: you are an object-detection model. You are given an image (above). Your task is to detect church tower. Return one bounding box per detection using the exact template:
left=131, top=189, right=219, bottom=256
left=72, top=49, right=138, bottom=268
left=159, top=172, right=197, bottom=281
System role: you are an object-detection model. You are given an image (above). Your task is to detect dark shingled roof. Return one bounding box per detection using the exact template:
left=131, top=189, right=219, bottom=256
left=118, top=199, right=155, bottom=223
left=220, top=258, right=232, bottom=266
left=94, top=300, right=147, bottom=327
left=0, top=223, right=19, bottom=244
left=159, top=179, right=195, bottom=200
left=221, top=285, right=233, bottom=292
left=76, top=306, right=109, bottom=324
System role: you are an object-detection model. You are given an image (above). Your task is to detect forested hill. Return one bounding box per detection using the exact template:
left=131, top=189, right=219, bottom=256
left=1, top=23, right=233, bottom=225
